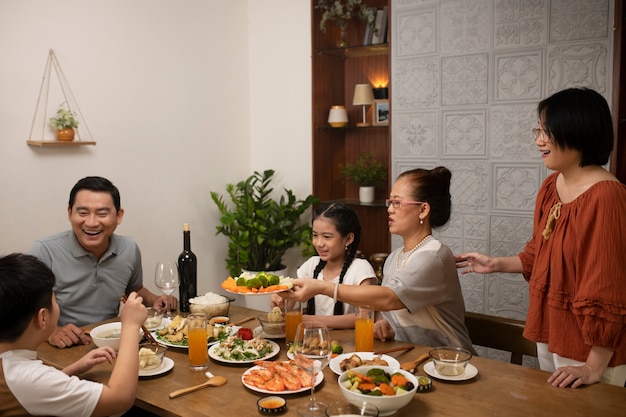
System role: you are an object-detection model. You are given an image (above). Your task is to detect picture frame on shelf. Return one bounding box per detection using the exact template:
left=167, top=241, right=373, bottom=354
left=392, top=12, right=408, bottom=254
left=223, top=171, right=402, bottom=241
left=373, top=99, right=389, bottom=126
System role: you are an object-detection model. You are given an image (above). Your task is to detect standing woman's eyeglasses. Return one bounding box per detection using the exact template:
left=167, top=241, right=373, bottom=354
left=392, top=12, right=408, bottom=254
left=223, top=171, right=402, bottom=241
left=532, top=128, right=553, bottom=143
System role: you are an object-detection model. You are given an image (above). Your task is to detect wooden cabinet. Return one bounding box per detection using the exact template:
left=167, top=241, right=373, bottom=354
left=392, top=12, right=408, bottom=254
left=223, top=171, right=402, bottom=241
left=311, top=0, right=391, bottom=259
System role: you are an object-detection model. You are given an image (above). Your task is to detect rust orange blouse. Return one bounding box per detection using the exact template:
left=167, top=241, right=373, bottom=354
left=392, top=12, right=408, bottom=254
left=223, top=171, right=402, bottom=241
left=519, top=173, right=626, bottom=366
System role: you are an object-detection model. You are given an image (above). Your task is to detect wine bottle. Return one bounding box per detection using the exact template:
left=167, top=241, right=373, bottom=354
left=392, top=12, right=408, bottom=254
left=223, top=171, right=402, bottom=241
left=177, top=223, right=197, bottom=313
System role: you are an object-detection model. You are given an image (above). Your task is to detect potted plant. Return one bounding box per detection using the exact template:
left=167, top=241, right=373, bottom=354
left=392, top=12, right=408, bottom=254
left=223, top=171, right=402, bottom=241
left=315, top=0, right=376, bottom=47
left=340, top=151, right=387, bottom=203
left=49, top=103, right=79, bottom=141
left=210, top=169, right=319, bottom=278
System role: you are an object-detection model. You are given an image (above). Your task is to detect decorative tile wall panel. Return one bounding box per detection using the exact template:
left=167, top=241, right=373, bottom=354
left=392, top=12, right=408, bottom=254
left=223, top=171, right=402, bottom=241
left=494, top=50, right=543, bottom=102
left=494, top=0, right=547, bottom=49
left=489, top=104, right=537, bottom=161
left=441, top=54, right=489, bottom=106
left=442, top=110, right=487, bottom=157
left=440, top=0, right=491, bottom=54
left=547, top=42, right=608, bottom=94
left=393, top=58, right=440, bottom=110
left=487, top=274, right=529, bottom=320
left=394, top=111, right=438, bottom=157
left=489, top=214, right=533, bottom=258
left=396, top=7, right=437, bottom=57
left=492, top=164, right=542, bottom=212
left=549, top=0, right=609, bottom=42
left=446, top=161, right=489, bottom=213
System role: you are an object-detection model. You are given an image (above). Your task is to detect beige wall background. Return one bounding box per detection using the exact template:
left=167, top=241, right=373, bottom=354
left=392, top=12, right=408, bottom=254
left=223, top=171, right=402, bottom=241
left=0, top=0, right=312, bottom=308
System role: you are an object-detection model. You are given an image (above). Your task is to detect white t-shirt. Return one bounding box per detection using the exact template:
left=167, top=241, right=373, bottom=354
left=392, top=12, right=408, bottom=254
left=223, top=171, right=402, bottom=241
left=297, top=257, right=376, bottom=315
left=0, top=349, right=102, bottom=417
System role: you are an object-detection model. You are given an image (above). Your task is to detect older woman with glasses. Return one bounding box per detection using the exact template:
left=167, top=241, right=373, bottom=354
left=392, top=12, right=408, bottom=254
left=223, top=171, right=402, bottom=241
left=280, top=166, right=475, bottom=353
left=456, top=88, right=626, bottom=388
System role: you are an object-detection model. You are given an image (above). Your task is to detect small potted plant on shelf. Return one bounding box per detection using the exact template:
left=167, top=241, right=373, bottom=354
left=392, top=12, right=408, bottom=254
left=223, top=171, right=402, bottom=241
left=315, top=0, right=376, bottom=47
left=340, top=151, right=387, bottom=204
left=210, top=169, right=319, bottom=278
left=49, top=103, right=79, bottom=141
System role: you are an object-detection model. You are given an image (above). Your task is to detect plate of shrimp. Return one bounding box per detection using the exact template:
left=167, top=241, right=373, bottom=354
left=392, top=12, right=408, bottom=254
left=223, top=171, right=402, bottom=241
left=242, top=360, right=323, bottom=394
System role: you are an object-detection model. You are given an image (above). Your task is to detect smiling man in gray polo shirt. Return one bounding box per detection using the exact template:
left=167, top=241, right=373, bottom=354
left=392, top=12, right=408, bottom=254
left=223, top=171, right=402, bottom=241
left=30, top=176, right=176, bottom=348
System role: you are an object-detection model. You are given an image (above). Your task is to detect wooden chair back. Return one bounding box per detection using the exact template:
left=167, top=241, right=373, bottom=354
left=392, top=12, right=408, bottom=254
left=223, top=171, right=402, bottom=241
left=464, top=311, right=537, bottom=365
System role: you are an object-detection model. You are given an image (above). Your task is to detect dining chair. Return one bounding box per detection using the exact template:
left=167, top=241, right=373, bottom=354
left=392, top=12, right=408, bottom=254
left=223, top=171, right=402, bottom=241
left=464, top=311, right=537, bottom=365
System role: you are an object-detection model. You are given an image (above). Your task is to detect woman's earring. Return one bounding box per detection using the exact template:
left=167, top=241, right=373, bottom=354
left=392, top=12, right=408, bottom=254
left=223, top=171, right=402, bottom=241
left=345, top=246, right=348, bottom=251
left=419, top=218, right=424, bottom=225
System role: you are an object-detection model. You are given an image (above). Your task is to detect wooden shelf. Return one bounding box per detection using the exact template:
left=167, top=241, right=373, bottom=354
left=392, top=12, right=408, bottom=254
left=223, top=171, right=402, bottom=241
left=311, top=0, right=391, bottom=258
left=317, top=43, right=389, bottom=58
left=27, top=140, right=96, bottom=147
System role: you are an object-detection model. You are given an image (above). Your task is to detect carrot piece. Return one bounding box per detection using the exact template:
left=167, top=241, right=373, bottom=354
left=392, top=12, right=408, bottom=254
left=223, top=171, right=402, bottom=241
left=356, top=373, right=373, bottom=383
left=359, top=382, right=376, bottom=391
left=221, top=277, right=237, bottom=290
left=379, top=383, right=395, bottom=396
left=391, top=374, right=408, bottom=387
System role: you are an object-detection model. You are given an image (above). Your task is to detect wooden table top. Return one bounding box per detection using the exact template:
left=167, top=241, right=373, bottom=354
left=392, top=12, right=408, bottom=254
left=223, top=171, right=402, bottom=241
left=37, top=305, right=625, bottom=417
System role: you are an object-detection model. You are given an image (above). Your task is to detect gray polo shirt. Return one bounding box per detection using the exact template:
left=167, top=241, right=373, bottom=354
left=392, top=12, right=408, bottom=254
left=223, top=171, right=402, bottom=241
left=29, top=230, right=143, bottom=327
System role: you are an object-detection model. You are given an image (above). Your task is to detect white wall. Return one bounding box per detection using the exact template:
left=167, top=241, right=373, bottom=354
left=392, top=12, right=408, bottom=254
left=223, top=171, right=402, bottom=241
left=0, top=0, right=312, bottom=309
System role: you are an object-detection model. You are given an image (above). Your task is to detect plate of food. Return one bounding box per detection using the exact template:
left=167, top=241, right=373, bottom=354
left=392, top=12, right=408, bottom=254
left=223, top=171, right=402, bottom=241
left=242, top=361, right=323, bottom=394
left=209, top=336, right=280, bottom=364
left=152, top=315, right=239, bottom=348
left=329, top=352, right=400, bottom=375
left=139, top=357, right=174, bottom=377
left=221, top=272, right=294, bottom=296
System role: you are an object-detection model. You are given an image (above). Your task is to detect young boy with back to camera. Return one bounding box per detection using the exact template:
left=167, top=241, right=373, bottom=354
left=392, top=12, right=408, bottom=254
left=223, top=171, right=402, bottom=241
left=0, top=253, right=147, bottom=417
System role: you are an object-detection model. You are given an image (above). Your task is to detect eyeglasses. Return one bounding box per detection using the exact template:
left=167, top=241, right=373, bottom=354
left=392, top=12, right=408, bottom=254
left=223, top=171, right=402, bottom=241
left=531, top=128, right=552, bottom=143
left=385, top=199, right=425, bottom=209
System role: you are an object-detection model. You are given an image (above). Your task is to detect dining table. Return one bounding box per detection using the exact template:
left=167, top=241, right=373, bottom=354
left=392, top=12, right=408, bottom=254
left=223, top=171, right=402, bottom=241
left=37, top=304, right=625, bottom=417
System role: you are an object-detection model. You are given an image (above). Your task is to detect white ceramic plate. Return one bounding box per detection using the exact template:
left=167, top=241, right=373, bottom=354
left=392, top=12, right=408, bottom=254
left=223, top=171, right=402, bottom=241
left=241, top=364, right=324, bottom=394
left=139, top=357, right=174, bottom=377
left=223, top=288, right=290, bottom=296
left=209, top=340, right=280, bottom=364
left=253, top=325, right=285, bottom=339
left=329, top=352, right=401, bottom=376
left=152, top=319, right=240, bottom=349
left=423, top=361, right=478, bottom=381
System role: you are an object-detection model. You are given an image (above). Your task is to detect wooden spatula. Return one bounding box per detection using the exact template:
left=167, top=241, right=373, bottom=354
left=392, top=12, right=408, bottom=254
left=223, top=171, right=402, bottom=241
left=400, top=353, right=430, bottom=374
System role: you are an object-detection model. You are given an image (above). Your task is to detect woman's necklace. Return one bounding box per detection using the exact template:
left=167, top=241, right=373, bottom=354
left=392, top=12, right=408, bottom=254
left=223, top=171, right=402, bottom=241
left=395, top=234, right=432, bottom=272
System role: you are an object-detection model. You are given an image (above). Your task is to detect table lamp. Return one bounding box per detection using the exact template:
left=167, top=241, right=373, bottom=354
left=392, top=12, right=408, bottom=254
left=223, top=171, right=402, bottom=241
left=352, top=84, right=375, bottom=127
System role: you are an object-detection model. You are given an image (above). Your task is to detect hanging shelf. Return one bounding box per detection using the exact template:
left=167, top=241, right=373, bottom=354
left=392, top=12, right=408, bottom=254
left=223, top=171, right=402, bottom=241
left=27, top=49, right=96, bottom=147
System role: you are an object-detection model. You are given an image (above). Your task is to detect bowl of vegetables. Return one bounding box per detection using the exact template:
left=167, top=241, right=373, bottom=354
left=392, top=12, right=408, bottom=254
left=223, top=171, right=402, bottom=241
left=338, top=366, right=418, bottom=416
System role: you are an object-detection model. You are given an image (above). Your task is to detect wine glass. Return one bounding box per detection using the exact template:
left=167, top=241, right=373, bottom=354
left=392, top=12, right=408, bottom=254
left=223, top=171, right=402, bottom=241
left=292, top=321, right=332, bottom=417
left=154, top=261, right=179, bottom=318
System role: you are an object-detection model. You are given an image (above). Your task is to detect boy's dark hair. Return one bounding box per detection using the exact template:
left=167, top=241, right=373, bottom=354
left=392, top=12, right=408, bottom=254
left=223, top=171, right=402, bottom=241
left=398, top=166, right=452, bottom=228
left=69, top=176, right=121, bottom=212
left=538, top=87, right=614, bottom=167
left=0, top=253, right=55, bottom=342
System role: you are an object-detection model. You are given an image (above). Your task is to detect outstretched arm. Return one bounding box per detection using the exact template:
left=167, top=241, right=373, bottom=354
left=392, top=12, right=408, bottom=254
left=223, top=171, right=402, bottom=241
left=455, top=252, right=523, bottom=274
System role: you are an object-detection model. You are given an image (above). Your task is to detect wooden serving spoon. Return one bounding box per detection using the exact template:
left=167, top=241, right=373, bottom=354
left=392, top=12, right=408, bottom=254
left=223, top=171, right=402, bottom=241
left=169, top=375, right=228, bottom=399
left=400, top=353, right=430, bottom=374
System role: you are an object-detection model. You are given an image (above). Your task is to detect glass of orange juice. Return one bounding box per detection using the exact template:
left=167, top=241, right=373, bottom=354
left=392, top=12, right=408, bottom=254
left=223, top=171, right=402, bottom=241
left=355, top=305, right=374, bottom=352
left=187, top=313, right=208, bottom=371
left=284, top=300, right=303, bottom=346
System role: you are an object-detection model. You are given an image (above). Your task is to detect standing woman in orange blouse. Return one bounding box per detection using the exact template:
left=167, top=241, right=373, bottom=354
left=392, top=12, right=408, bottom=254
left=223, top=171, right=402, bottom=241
left=456, top=88, right=626, bottom=388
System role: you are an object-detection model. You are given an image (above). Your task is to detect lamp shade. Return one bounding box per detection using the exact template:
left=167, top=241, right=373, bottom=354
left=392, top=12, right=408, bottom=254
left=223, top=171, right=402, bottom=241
left=352, top=84, right=375, bottom=106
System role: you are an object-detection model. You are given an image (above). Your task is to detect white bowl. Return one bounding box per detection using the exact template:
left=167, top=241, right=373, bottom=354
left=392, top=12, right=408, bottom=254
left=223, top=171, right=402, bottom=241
left=90, top=322, right=143, bottom=351
left=338, top=365, right=418, bottom=416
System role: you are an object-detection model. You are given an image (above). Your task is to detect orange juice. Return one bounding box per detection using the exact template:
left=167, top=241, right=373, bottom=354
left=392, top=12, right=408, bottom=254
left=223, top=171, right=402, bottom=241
left=188, top=327, right=208, bottom=368
left=285, top=310, right=303, bottom=345
left=355, top=317, right=374, bottom=351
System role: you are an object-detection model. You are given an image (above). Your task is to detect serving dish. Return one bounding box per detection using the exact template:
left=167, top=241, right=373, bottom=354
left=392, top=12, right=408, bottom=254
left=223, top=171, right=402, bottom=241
left=242, top=365, right=323, bottom=395
left=329, top=352, right=400, bottom=375
left=209, top=340, right=280, bottom=364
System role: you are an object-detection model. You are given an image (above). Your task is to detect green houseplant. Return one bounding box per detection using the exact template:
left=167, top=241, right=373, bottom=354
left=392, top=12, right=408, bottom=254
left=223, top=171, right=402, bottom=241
left=49, top=103, right=79, bottom=141
left=340, top=151, right=387, bottom=187
left=210, top=169, right=319, bottom=278
left=315, top=0, right=376, bottom=47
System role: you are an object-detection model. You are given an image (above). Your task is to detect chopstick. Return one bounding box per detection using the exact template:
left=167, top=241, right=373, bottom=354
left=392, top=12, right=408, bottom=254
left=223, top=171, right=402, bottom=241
left=373, top=345, right=415, bottom=355
left=120, top=294, right=160, bottom=345
left=229, top=316, right=255, bottom=327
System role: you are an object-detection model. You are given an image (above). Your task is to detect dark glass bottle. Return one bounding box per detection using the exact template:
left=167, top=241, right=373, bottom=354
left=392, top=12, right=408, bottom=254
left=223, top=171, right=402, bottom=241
left=177, top=223, right=197, bottom=313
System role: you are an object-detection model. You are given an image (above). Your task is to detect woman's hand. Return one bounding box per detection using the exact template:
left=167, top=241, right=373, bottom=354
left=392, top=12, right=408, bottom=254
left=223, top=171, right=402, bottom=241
left=374, top=319, right=395, bottom=342
left=270, top=293, right=284, bottom=309
left=454, top=252, right=496, bottom=274
left=278, top=278, right=327, bottom=303
left=548, top=363, right=602, bottom=388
